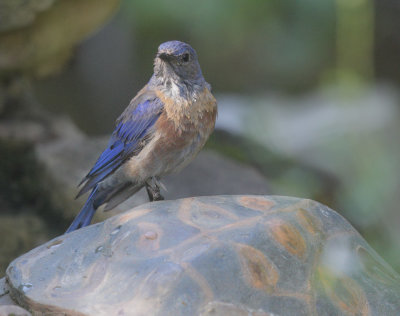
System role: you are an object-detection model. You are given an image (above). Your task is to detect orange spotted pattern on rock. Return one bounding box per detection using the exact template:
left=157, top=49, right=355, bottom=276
left=181, top=262, right=214, bottom=302
left=238, top=196, right=274, bottom=212
left=178, top=198, right=240, bottom=231
left=268, top=219, right=306, bottom=260
left=116, top=208, right=152, bottom=225
left=319, top=267, right=370, bottom=316
left=177, top=198, right=197, bottom=228
left=236, top=243, right=279, bottom=293
left=195, top=201, right=239, bottom=221
left=296, top=208, right=321, bottom=236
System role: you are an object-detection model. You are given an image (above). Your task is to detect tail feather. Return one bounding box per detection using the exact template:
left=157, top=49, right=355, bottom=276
left=66, top=182, right=143, bottom=234
left=66, top=188, right=99, bottom=233
left=103, top=183, right=142, bottom=211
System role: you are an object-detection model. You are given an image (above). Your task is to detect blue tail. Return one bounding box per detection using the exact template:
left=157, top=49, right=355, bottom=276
left=66, top=188, right=99, bottom=233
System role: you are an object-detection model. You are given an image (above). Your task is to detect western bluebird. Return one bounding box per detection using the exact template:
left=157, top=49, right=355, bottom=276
left=66, top=41, right=217, bottom=233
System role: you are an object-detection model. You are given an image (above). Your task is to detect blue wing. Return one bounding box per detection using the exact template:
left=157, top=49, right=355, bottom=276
left=76, top=90, right=164, bottom=198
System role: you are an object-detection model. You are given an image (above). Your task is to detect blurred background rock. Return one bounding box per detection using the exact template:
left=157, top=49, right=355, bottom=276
left=1, top=0, right=399, bottom=275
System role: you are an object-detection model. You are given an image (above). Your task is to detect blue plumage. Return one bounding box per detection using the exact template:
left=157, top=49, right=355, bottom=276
left=66, top=187, right=100, bottom=233
left=76, top=94, right=164, bottom=199
left=67, top=94, right=164, bottom=232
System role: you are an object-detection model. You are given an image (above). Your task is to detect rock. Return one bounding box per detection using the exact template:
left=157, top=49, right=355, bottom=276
left=0, top=278, right=13, bottom=305
left=0, top=277, right=31, bottom=316
left=0, top=128, right=76, bottom=275
left=0, top=305, right=31, bottom=316
left=0, top=0, right=120, bottom=78
left=0, top=0, right=57, bottom=32
left=0, top=215, right=49, bottom=277
left=6, top=196, right=400, bottom=315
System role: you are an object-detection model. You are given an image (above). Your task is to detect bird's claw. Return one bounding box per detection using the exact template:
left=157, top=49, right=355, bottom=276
left=146, top=177, right=165, bottom=201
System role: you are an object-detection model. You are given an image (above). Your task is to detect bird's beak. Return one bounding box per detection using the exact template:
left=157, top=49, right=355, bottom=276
left=157, top=52, right=172, bottom=62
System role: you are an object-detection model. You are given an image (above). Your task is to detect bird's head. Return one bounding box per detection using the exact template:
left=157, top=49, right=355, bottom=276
left=153, top=41, right=204, bottom=85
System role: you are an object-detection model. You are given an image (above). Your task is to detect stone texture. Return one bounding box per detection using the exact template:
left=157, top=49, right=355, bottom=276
left=0, top=0, right=120, bottom=77
left=0, top=277, right=31, bottom=316
left=0, top=0, right=57, bottom=32
left=0, top=278, right=13, bottom=306
left=6, top=196, right=400, bottom=316
left=0, top=215, right=48, bottom=276
left=0, top=305, right=31, bottom=316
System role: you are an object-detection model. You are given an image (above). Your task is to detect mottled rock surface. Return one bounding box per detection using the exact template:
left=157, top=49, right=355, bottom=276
left=0, top=0, right=120, bottom=77
left=0, top=0, right=57, bottom=32
left=0, top=278, right=13, bottom=305
left=0, top=305, right=31, bottom=316
left=6, top=196, right=400, bottom=316
left=0, top=277, right=31, bottom=316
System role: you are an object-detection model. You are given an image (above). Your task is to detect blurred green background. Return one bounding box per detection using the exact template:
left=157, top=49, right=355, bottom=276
left=1, top=0, right=400, bottom=274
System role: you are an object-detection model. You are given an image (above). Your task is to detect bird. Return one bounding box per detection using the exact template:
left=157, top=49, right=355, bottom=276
left=66, top=40, right=217, bottom=233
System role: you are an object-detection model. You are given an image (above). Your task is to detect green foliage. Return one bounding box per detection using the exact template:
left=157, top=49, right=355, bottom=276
left=120, top=0, right=336, bottom=92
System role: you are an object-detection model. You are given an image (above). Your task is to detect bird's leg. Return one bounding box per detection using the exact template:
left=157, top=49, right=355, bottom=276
left=145, top=177, right=164, bottom=202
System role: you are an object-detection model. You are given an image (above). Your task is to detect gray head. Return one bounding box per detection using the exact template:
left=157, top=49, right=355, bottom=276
left=153, top=41, right=204, bottom=86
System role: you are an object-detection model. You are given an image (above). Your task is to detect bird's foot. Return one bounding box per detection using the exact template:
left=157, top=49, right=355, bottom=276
left=146, top=178, right=165, bottom=201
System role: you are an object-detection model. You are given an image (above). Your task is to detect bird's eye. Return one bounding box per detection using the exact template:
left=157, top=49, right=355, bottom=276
left=182, top=53, right=190, bottom=62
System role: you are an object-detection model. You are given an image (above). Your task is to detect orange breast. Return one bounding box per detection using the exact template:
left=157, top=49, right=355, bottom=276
left=151, top=87, right=217, bottom=173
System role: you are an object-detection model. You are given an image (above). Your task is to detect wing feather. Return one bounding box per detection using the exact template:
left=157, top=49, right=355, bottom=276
left=76, top=90, right=164, bottom=198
